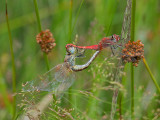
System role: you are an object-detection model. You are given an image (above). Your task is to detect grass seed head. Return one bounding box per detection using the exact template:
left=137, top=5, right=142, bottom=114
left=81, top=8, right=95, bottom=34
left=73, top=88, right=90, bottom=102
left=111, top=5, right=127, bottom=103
left=121, top=40, right=144, bottom=67
left=36, top=29, right=56, bottom=54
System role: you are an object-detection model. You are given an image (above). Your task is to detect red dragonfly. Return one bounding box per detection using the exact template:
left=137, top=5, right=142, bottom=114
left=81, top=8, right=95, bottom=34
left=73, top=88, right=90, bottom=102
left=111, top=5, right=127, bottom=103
left=21, top=34, right=121, bottom=99
left=20, top=34, right=121, bottom=119
left=22, top=44, right=100, bottom=98
left=20, top=43, right=101, bottom=120
left=66, top=34, right=121, bottom=54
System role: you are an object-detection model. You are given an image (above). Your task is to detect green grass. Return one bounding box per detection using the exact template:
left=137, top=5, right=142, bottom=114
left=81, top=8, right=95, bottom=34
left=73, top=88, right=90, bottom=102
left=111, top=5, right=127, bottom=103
left=0, top=0, right=160, bottom=119
left=131, top=0, right=136, bottom=118
left=5, top=0, right=16, bottom=118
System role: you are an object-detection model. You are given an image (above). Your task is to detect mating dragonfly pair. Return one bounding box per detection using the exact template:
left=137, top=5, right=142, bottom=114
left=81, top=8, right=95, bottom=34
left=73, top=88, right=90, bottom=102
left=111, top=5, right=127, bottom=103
left=22, top=34, right=121, bottom=98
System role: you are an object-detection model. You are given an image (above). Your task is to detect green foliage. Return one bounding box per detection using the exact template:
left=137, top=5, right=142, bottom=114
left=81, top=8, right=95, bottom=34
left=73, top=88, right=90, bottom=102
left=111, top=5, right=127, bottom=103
left=0, top=0, right=160, bottom=119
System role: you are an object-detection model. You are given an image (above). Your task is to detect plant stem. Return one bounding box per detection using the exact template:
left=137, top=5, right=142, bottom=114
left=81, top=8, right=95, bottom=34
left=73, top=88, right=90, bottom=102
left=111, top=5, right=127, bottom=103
left=119, top=63, right=128, bottom=120
left=131, top=0, right=136, bottom=42
left=33, top=0, right=50, bottom=71
left=43, top=53, right=50, bottom=71
left=119, top=94, right=122, bottom=120
left=131, top=63, right=134, bottom=118
left=68, top=0, right=73, bottom=43
left=131, top=0, right=136, bottom=119
left=71, top=0, right=84, bottom=34
left=5, top=0, right=16, bottom=119
left=68, top=0, right=73, bottom=108
left=143, top=58, right=160, bottom=93
left=33, top=0, right=42, bottom=31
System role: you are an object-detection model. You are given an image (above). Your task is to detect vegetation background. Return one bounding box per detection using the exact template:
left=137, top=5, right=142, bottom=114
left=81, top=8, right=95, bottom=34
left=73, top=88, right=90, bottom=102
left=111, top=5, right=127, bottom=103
left=0, top=0, right=160, bottom=119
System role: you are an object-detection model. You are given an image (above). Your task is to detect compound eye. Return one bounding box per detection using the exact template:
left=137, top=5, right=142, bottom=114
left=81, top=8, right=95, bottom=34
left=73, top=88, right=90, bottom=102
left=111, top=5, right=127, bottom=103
left=111, top=34, right=116, bottom=42
left=111, top=35, right=114, bottom=39
left=113, top=34, right=120, bottom=42
left=113, top=34, right=116, bottom=39
left=66, top=46, right=76, bottom=54
left=66, top=44, right=71, bottom=48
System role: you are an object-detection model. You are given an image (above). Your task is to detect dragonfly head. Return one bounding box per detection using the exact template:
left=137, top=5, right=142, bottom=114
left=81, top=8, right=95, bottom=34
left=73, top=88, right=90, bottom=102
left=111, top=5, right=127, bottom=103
left=66, top=44, right=85, bottom=57
left=66, top=44, right=77, bottom=55
left=112, top=34, right=120, bottom=42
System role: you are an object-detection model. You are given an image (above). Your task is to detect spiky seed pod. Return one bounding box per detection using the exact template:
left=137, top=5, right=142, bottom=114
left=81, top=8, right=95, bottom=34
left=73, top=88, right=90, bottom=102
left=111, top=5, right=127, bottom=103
left=121, top=40, right=144, bottom=67
left=36, top=29, right=56, bottom=54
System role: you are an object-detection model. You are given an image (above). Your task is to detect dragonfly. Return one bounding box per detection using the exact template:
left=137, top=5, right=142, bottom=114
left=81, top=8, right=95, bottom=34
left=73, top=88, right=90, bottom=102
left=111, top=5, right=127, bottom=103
left=22, top=34, right=122, bottom=97
left=66, top=34, right=122, bottom=55
left=20, top=40, right=114, bottom=119
left=22, top=44, right=101, bottom=98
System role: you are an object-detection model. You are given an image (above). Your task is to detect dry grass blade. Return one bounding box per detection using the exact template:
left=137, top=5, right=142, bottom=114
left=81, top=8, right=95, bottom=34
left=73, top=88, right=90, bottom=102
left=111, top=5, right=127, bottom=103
left=110, top=0, right=132, bottom=119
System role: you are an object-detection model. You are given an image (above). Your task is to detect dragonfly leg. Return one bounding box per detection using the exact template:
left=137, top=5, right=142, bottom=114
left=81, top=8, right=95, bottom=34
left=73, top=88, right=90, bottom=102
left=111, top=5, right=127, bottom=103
left=112, top=44, right=122, bottom=49
left=110, top=43, right=123, bottom=55
left=110, top=46, right=115, bottom=56
left=76, top=48, right=86, bottom=58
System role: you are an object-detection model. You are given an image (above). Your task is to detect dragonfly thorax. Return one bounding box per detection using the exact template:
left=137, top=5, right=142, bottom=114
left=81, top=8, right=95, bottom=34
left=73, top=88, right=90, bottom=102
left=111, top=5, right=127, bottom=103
left=64, top=54, right=76, bottom=67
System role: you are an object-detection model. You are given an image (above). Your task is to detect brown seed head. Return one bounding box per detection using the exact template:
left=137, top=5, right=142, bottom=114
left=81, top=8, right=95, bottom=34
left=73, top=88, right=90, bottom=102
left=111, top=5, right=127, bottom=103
left=121, top=40, right=144, bottom=67
left=36, top=29, right=56, bottom=54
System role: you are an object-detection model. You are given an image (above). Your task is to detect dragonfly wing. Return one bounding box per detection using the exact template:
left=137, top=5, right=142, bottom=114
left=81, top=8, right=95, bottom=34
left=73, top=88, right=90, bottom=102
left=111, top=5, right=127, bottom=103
left=22, top=63, right=76, bottom=95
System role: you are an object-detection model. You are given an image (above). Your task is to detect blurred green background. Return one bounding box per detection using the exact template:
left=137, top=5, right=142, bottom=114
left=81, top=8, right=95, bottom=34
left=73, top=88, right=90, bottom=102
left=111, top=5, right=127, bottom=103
left=0, top=0, right=160, bottom=119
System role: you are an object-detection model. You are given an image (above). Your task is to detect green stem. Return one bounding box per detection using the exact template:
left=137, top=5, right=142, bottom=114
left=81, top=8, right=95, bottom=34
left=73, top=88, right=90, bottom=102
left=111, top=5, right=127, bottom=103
left=119, top=64, right=128, bottom=120
left=71, top=0, right=84, bottom=34
left=68, top=0, right=73, bottom=108
left=43, top=53, right=50, bottom=71
left=5, top=0, right=16, bottom=119
left=33, top=0, right=42, bottom=31
left=68, top=0, right=73, bottom=43
left=33, top=0, right=50, bottom=71
left=131, top=0, right=136, bottom=42
left=143, top=58, right=160, bottom=93
left=131, top=63, right=134, bottom=118
left=119, top=94, right=122, bottom=120
left=131, top=0, right=136, bottom=119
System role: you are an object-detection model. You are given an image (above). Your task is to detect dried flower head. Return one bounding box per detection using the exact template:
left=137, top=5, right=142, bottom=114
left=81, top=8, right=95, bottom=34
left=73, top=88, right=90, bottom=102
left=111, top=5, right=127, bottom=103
left=121, top=40, right=144, bottom=67
left=36, top=29, right=56, bottom=54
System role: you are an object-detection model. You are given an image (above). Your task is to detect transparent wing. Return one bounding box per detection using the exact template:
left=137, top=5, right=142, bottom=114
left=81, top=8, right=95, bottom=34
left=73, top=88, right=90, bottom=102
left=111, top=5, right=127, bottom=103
left=22, top=62, right=75, bottom=96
